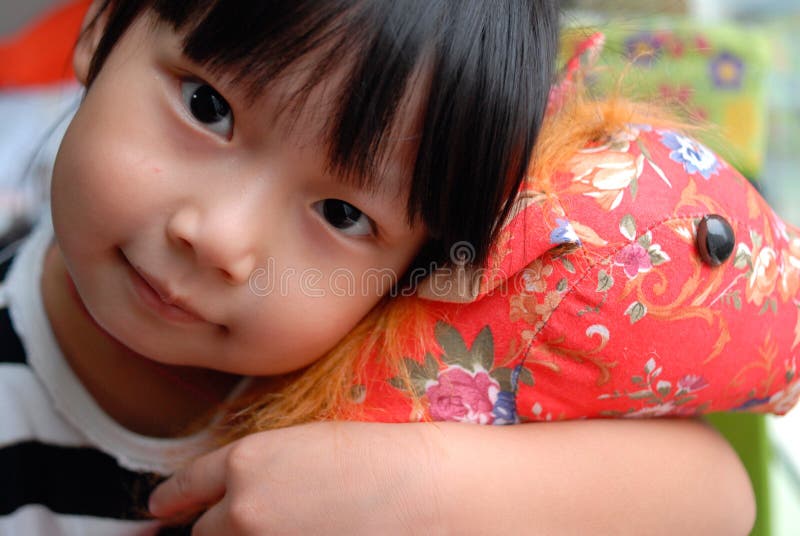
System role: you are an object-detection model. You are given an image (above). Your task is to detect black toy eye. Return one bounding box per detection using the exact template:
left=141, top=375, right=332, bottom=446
left=181, top=80, right=233, bottom=139
left=696, top=215, right=735, bottom=266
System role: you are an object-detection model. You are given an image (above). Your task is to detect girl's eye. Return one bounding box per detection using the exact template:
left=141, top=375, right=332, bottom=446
left=313, top=199, right=375, bottom=237
left=181, top=80, right=233, bottom=139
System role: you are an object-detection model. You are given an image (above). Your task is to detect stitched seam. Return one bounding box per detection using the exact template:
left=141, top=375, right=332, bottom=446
left=512, top=212, right=741, bottom=417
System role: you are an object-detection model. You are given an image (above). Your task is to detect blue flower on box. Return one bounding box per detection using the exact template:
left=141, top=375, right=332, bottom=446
left=550, top=218, right=581, bottom=246
left=660, top=131, right=720, bottom=180
left=710, top=51, right=744, bottom=90
left=625, top=32, right=661, bottom=66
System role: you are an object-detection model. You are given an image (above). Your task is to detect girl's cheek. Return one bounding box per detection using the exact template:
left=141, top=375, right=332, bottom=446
left=236, top=269, right=381, bottom=373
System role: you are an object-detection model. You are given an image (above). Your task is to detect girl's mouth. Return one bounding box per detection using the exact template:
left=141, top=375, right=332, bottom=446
left=119, top=249, right=207, bottom=324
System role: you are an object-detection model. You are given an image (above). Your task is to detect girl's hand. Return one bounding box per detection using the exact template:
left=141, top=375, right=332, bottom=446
left=148, top=421, right=443, bottom=535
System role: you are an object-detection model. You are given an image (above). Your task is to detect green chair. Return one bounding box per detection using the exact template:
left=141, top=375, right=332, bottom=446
left=707, top=413, right=772, bottom=536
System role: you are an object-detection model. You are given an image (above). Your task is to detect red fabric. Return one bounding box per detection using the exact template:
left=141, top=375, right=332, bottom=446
left=345, top=33, right=800, bottom=424
left=0, top=0, right=90, bottom=88
left=355, top=125, right=800, bottom=423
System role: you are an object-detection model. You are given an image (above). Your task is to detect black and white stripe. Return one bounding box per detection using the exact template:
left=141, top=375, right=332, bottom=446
left=0, top=233, right=194, bottom=535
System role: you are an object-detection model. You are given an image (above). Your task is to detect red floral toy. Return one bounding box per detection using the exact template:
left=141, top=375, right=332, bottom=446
left=343, top=36, right=800, bottom=425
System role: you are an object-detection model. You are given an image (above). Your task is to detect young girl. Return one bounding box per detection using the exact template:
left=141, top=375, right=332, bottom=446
left=0, top=0, right=778, bottom=534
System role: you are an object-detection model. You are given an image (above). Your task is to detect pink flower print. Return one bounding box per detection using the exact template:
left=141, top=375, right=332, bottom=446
left=426, top=366, right=500, bottom=424
left=677, top=374, right=708, bottom=393
left=614, top=243, right=652, bottom=279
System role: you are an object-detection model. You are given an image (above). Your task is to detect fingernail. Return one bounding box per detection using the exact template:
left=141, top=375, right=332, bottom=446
left=148, top=493, right=162, bottom=517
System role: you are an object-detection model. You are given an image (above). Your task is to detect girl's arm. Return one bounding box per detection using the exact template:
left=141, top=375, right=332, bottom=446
left=149, top=419, right=755, bottom=535
left=433, top=419, right=754, bottom=535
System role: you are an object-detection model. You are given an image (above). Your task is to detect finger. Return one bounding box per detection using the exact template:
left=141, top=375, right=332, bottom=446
left=190, top=498, right=246, bottom=536
left=149, top=442, right=235, bottom=519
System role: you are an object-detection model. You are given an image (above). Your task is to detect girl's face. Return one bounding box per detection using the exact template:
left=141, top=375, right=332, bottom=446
left=50, top=12, right=427, bottom=375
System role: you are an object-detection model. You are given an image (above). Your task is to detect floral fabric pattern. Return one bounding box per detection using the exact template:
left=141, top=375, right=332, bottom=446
left=387, top=323, right=532, bottom=425
left=660, top=132, right=721, bottom=179
left=356, top=124, right=800, bottom=424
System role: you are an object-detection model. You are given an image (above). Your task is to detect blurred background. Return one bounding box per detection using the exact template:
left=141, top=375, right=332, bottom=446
left=0, top=0, right=61, bottom=35
left=1, top=1, right=798, bottom=534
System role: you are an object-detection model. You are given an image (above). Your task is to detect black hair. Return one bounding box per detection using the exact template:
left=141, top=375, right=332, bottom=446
left=84, top=0, right=559, bottom=267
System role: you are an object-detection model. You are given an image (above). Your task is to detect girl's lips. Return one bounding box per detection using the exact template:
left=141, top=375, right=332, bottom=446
left=121, top=251, right=206, bottom=324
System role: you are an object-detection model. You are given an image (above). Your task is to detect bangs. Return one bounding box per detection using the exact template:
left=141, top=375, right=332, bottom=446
left=87, top=0, right=560, bottom=266
left=153, top=0, right=430, bottom=197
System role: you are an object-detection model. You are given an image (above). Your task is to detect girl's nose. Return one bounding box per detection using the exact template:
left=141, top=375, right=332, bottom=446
left=166, top=204, right=258, bottom=285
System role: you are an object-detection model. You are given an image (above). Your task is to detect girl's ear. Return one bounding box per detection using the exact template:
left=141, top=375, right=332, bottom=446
left=73, top=0, right=109, bottom=85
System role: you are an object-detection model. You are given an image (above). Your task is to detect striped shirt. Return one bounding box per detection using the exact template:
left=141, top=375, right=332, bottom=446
left=0, top=215, right=205, bottom=535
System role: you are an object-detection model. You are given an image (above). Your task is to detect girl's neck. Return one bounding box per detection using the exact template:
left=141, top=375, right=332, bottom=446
left=40, top=241, right=241, bottom=438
